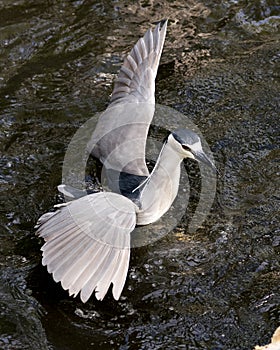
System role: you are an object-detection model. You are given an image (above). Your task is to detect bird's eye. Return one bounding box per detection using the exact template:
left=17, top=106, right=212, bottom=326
left=182, top=145, right=191, bottom=152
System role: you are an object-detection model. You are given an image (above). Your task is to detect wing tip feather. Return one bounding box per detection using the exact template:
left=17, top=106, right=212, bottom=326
left=110, top=19, right=168, bottom=104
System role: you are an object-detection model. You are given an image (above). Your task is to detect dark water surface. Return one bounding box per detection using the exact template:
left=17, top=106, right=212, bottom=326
left=0, top=1, right=279, bottom=349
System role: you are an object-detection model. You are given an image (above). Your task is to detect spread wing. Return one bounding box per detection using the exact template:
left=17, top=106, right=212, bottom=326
left=36, top=192, right=137, bottom=302
left=110, top=19, right=167, bottom=105
left=88, top=20, right=167, bottom=178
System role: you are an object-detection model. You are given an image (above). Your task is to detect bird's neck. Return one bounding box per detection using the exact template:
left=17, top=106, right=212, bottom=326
left=137, top=142, right=184, bottom=225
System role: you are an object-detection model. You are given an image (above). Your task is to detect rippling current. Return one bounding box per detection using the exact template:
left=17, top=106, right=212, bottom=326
left=0, top=1, right=279, bottom=349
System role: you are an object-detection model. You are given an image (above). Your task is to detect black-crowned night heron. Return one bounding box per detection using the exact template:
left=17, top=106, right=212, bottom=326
left=36, top=20, right=215, bottom=302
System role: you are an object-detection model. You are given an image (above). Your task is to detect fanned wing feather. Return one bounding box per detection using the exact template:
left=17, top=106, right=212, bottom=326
left=36, top=192, right=137, bottom=302
left=110, top=248, right=130, bottom=300
left=111, top=20, right=167, bottom=104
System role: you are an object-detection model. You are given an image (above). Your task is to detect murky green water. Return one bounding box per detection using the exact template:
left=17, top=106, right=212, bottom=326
left=0, top=1, right=279, bottom=349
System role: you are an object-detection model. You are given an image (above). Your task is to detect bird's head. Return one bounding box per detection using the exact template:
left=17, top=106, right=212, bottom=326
left=168, top=128, right=216, bottom=171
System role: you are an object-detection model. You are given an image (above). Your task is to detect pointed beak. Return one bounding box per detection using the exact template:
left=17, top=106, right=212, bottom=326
left=193, top=151, right=217, bottom=172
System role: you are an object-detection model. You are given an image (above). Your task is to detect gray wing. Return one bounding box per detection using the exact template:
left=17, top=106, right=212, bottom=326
left=88, top=20, right=167, bottom=177
left=36, top=192, right=137, bottom=302
left=110, top=19, right=167, bottom=104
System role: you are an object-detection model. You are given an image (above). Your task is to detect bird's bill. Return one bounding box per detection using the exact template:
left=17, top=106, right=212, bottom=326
left=194, top=151, right=217, bottom=172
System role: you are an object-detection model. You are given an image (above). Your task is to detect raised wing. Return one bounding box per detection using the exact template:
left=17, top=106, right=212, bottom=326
left=88, top=20, right=167, bottom=181
left=36, top=192, right=137, bottom=302
left=111, top=19, right=167, bottom=104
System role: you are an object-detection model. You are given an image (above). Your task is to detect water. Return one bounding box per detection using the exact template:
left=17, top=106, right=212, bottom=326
left=0, top=0, right=279, bottom=349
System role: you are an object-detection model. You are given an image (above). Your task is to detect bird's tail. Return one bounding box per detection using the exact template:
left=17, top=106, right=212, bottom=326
left=36, top=192, right=137, bottom=302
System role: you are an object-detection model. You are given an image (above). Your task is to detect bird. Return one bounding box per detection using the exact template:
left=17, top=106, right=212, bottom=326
left=35, top=20, right=216, bottom=303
